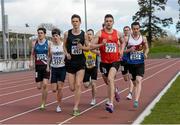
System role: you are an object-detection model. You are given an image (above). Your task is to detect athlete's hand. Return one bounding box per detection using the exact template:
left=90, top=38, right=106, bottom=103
left=102, top=39, right=107, bottom=45
left=77, top=43, right=83, bottom=50
left=144, top=53, right=148, bottom=59
left=120, top=50, right=124, bottom=58
left=66, top=53, right=71, bottom=60
left=46, top=66, right=50, bottom=72
left=29, top=61, right=33, bottom=69
left=129, top=46, right=136, bottom=52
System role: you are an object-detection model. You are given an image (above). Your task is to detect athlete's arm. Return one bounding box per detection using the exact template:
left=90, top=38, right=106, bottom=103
left=90, top=31, right=105, bottom=50
left=143, top=36, right=149, bottom=59
left=46, top=41, right=52, bottom=72
left=118, top=31, right=125, bottom=57
left=91, top=49, right=100, bottom=56
left=29, top=40, right=35, bottom=69
left=63, top=31, right=71, bottom=60
left=77, top=33, right=90, bottom=51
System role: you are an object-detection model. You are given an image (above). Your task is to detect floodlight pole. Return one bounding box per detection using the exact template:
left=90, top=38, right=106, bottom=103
left=84, top=0, right=87, bottom=31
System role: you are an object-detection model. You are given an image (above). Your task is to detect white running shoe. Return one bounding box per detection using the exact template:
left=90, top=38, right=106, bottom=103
left=90, top=99, right=96, bottom=106
left=56, top=105, right=62, bottom=113
left=126, top=93, right=132, bottom=100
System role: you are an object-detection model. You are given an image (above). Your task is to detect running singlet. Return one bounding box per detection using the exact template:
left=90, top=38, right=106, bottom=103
left=84, top=51, right=96, bottom=69
left=50, top=43, right=65, bottom=68
left=66, top=29, right=85, bottom=64
left=98, top=29, right=120, bottom=63
left=34, top=40, right=48, bottom=65
left=127, top=34, right=145, bottom=64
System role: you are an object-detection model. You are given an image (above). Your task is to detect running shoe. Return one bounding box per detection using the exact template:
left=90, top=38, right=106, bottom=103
left=40, top=103, right=45, bottom=110
left=90, top=99, right=96, bottom=106
left=73, top=109, right=80, bottom=116
left=126, top=92, right=132, bottom=100
left=56, top=105, right=62, bottom=113
left=133, top=100, right=138, bottom=108
left=105, top=103, right=114, bottom=113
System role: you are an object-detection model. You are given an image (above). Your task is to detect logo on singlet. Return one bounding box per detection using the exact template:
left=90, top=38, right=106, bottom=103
left=108, top=35, right=112, bottom=40
left=105, top=43, right=117, bottom=53
left=71, top=38, right=82, bottom=55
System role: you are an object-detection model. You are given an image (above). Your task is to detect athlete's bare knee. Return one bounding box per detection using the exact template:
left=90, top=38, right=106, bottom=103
left=42, top=84, right=47, bottom=89
left=124, top=78, right=128, bottom=81
left=132, top=81, right=136, bottom=86
left=37, top=86, right=41, bottom=90
left=108, top=77, right=114, bottom=83
left=75, top=83, right=81, bottom=89
left=52, top=90, right=56, bottom=93
left=84, top=84, right=89, bottom=88
left=69, top=86, right=75, bottom=92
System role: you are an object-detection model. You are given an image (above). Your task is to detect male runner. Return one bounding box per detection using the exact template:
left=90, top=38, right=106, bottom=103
left=126, top=22, right=149, bottom=108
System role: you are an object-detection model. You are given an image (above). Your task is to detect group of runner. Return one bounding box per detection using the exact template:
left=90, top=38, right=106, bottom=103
left=29, top=14, right=149, bottom=116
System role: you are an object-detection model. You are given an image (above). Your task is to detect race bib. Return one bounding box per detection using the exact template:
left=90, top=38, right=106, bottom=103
left=36, top=54, right=47, bottom=61
left=71, top=46, right=82, bottom=55
left=52, top=56, right=63, bottom=65
left=130, top=52, right=142, bottom=60
left=86, top=59, right=96, bottom=68
left=105, top=43, right=117, bottom=53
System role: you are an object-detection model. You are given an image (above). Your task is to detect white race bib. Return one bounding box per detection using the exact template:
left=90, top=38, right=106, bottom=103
left=86, top=60, right=96, bottom=68
left=36, top=54, right=47, bottom=61
left=130, top=52, right=142, bottom=60
left=71, top=46, right=82, bottom=55
left=105, top=43, right=117, bottom=53
left=52, top=56, right=63, bottom=65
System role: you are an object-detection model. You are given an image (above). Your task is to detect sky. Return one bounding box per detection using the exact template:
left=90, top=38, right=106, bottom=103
left=1, top=0, right=180, bottom=37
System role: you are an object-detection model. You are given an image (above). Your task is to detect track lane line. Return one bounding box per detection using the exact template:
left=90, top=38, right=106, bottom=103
left=0, top=59, right=178, bottom=123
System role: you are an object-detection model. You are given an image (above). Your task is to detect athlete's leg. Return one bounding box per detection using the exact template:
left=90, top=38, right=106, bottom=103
left=68, top=73, right=76, bottom=91
left=134, top=76, right=143, bottom=102
left=52, top=83, right=57, bottom=92
left=91, top=80, right=96, bottom=100
left=36, top=82, right=43, bottom=89
left=107, top=67, right=117, bottom=104
left=57, top=82, right=64, bottom=107
left=41, top=78, right=49, bottom=108
left=74, top=69, right=84, bottom=110
left=124, top=74, right=134, bottom=100
left=102, top=74, right=108, bottom=85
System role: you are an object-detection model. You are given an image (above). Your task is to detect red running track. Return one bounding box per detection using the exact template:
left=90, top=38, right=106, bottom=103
left=0, top=59, right=179, bottom=124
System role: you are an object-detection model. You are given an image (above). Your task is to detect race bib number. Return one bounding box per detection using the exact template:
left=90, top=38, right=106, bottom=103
left=52, top=56, right=63, bottom=65
left=36, top=54, right=47, bottom=61
left=71, top=46, right=82, bottom=55
left=130, top=52, right=142, bottom=60
left=86, top=60, right=96, bottom=68
left=105, top=43, right=117, bottom=53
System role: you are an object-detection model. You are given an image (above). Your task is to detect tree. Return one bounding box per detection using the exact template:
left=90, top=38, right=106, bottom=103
left=38, top=23, right=57, bottom=31
left=176, top=0, right=180, bottom=32
left=133, top=0, right=173, bottom=47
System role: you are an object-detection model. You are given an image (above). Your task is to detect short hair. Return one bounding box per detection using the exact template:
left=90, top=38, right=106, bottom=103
left=51, top=28, right=61, bottom=36
left=104, top=14, right=114, bottom=21
left=37, top=27, right=46, bottom=34
left=131, top=22, right=140, bottom=28
left=71, top=14, right=81, bottom=22
left=102, top=23, right=105, bottom=28
left=87, top=29, right=94, bottom=35
left=123, top=26, right=130, bottom=31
